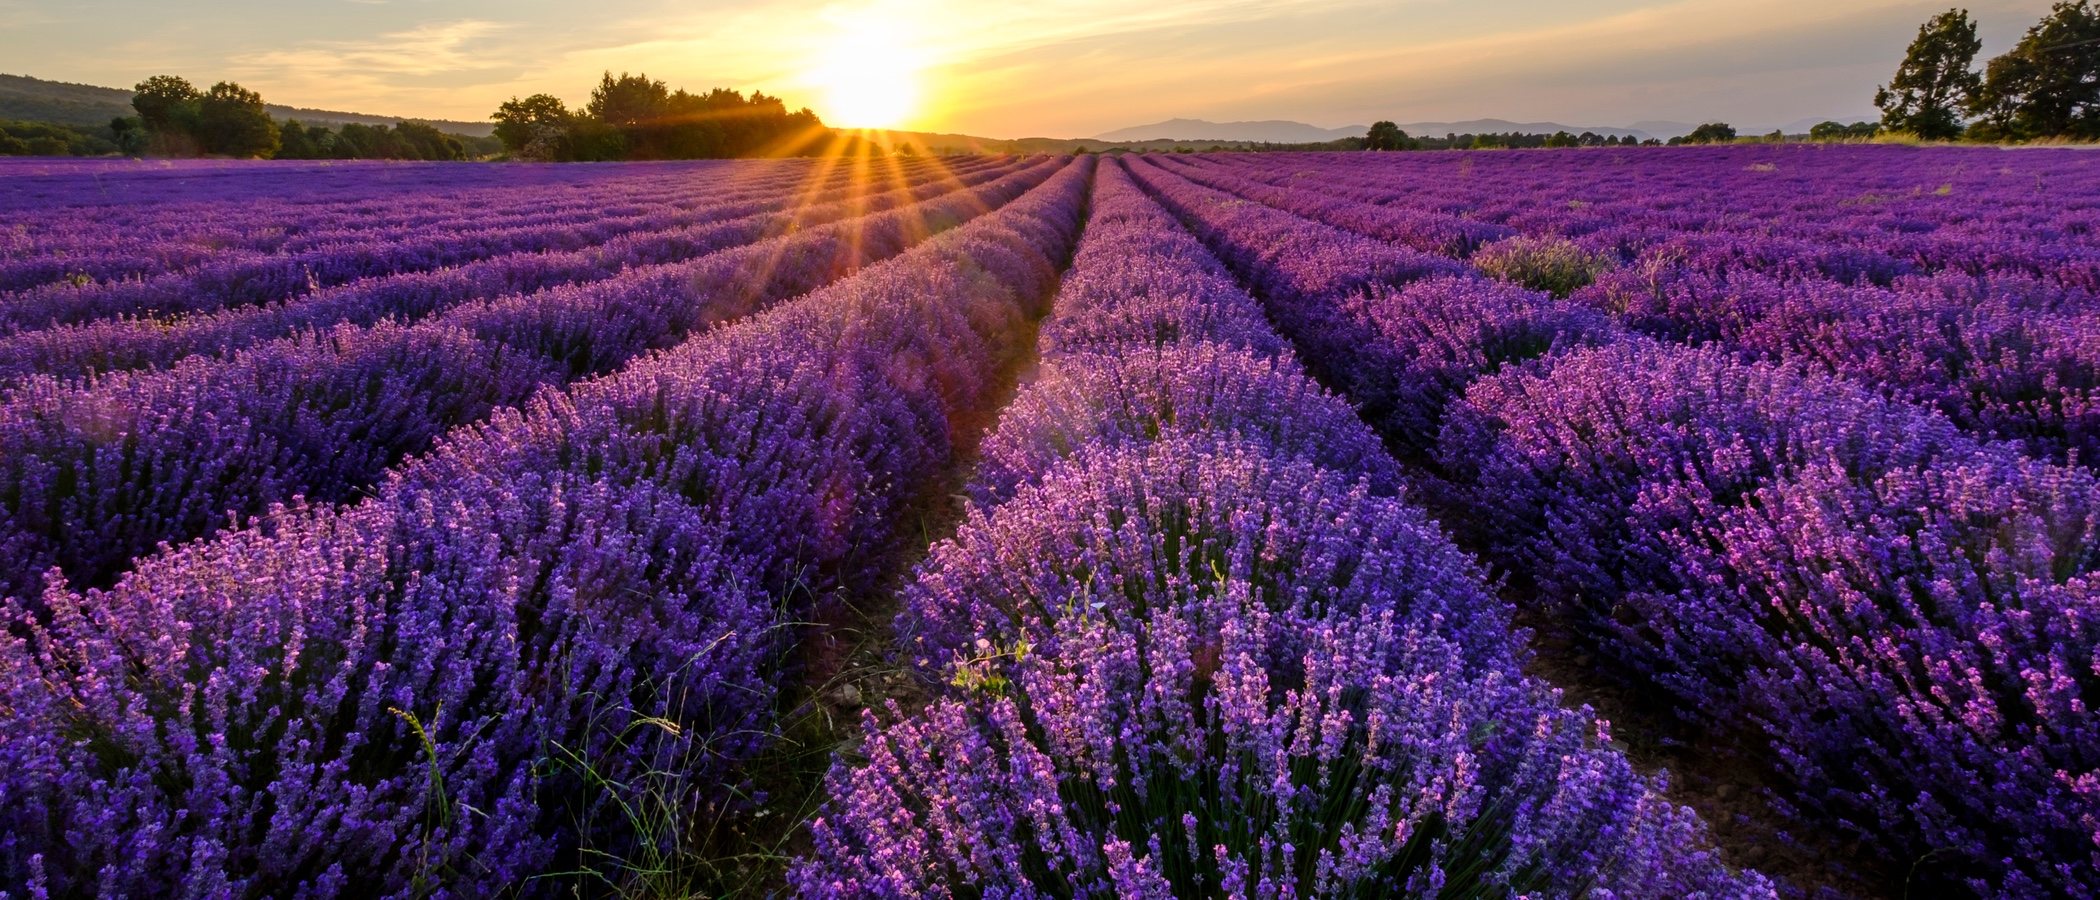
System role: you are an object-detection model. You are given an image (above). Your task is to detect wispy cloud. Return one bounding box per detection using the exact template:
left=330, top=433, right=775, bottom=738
left=226, top=19, right=520, bottom=116
left=236, top=19, right=508, bottom=78
left=0, top=0, right=60, bottom=31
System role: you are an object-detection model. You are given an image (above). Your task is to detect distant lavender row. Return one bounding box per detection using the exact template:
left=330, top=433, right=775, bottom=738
left=0, top=158, right=1091, bottom=897
left=0, top=162, right=754, bottom=288
left=0, top=159, right=1057, bottom=601
left=794, top=160, right=1769, bottom=897
left=1127, top=153, right=2100, bottom=896
left=0, top=156, right=699, bottom=214
left=0, top=156, right=998, bottom=333
left=1190, top=148, right=2100, bottom=287
left=0, top=156, right=1015, bottom=383
left=1, top=166, right=761, bottom=322
left=3, top=157, right=997, bottom=293
left=1171, top=150, right=2100, bottom=468
left=0, top=167, right=734, bottom=296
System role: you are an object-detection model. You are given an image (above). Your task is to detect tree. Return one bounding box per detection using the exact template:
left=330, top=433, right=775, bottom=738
left=274, top=118, right=314, bottom=159
left=1969, top=1, right=2100, bottom=140
left=492, top=93, right=574, bottom=158
left=1810, top=120, right=1880, bottom=140
left=194, top=81, right=279, bottom=158
left=1545, top=130, right=1579, bottom=148
left=131, top=75, right=201, bottom=155
left=109, top=116, right=148, bottom=155
left=132, top=75, right=199, bottom=133
left=392, top=121, right=466, bottom=161
left=329, top=122, right=379, bottom=159
left=1365, top=120, right=1410, bottom=151
left=1875, top=9, right=1983, bottom=139
left=490, top=75, right=844, bottom=162
left=588, top=72, right=670, bottom=125
left=1682, top=122, right=1738, bottom=144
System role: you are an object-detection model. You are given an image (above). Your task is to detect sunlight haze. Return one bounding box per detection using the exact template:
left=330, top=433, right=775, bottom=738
left=0, top=0, right=2067, bottom=137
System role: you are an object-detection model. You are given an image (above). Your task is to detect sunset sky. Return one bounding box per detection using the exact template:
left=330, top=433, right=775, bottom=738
left=0, top=0, right=2062, bottom=137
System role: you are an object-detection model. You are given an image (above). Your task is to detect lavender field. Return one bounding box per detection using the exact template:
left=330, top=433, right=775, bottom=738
left=2, top=144, right=2097, bottom=898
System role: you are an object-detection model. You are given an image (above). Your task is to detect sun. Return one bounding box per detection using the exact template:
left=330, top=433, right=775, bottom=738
left=807, top=24, right=924, bottom=130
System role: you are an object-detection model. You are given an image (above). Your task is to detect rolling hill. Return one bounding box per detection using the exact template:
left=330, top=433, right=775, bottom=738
left=0, top=73, right=495, bottom=137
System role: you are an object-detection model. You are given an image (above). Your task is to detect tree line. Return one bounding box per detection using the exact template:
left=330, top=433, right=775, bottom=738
left=98, top=75, right=502, bottom=161
left=1878, top=2, right=2097, bottom=142
left=490, top=72, right=872, bottom=161
left=1361, top=123, right=1675, bottom=152
left=0, top=119, right=120, bottom=157
left=1352, top=1, right=2093, bottom=152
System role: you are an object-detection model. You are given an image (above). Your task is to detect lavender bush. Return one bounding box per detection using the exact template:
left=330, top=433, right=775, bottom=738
left=0, top=158, right=1091, bottom=895
left=796, top=161, right=1766, bottom=899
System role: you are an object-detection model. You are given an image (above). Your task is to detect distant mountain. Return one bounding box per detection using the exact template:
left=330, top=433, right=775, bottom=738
left=0, top=73, right=495, bottom=137
left=1628, top=120, right=1698, bottom=141
left=1094, top=119, right=1367, bottom=143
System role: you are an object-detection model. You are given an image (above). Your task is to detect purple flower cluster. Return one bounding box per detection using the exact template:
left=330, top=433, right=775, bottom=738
left=1177, top=147, right=2100, bottom=468
left=1579, top=263, right=2100, bottom=465
left=1124, top=157, right=1611, bottom=462
left=0, top=158, right=1092, bottom=895
left=0, top=162, right=776, bottom=330
left=1439, top=341, right=2100, bottom=896
left=8, top=141, right=2094, bottom=897
left=0, top=159, right=1056, bottom=600
left=793, top=161, right=1768, bottom=898
left=1128, top=148, right=2100, bottom=895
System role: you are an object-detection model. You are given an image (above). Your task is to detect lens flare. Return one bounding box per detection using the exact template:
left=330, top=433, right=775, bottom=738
left=807, top=21, right=923, bottom=129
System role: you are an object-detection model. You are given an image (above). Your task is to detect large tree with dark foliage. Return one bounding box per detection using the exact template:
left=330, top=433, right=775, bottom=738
left=490, top=72, right=837, bottom=161
left=130, top=76, right=280, bottom=157
left=194, top=81, right=279, bottom=158
left=1365, top=120, right=1414, bottom=150
left=492, top=93, right=575, bottom=160
left=1969, top=1, right=2100, bottom=140
left=587, top=71, right=670, bottom=127
left=1679, top=122, right=1738, bottom=144
left=1876, top=8, right=1982, bottom=139
left=131, top=75, right=201, bottom=155
left=126, top=74, right=483, bottom=160
left=273, top=119, right=327, bottom=158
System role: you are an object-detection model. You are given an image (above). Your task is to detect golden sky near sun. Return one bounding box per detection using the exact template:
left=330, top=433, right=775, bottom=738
left=0, top=0, right=2066, bottom=138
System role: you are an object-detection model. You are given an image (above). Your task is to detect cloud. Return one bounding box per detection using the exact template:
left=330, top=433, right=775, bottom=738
left=0, top=0, right=60, bottom=30
left=225, top=19, right=522, bottom=115
left=236, top=19, right=508, bottom=79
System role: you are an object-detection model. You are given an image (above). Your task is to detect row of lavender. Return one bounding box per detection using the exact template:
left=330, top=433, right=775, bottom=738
left=0, top=156, right=1047, bottom=601
left=1198, top=147, right=2100, bottom=289
left=1171, top=148, right=2100, bottom=467
left=0, top=159, right=1091, bottom=895
left=0, top=162, right=754, bottom=295
left=792, top=161, right=1769, bottom=896
left=0, top=157, right=1009, bottom=384
left=0, top=156, right=1003, bottom=355
left=1125, top=152, right=2100, bottom=895
left=0, top=157, right=731, bottom=226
